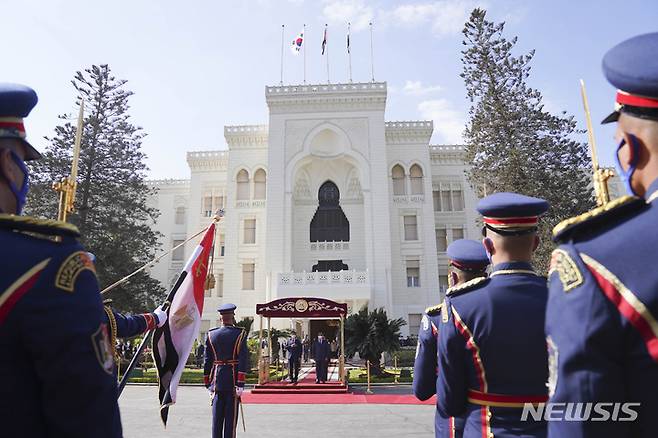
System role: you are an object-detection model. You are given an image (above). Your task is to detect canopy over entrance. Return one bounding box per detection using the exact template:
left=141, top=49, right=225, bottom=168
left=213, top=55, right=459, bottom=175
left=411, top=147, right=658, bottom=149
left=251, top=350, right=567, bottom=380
left=255, top=297, right=348, bottom=387
left=256, top=297, right=347, bottom=318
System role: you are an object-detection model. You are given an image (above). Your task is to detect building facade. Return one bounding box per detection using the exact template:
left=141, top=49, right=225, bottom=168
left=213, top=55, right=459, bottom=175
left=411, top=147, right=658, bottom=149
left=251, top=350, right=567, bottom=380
left=148, top=82, right=486, bottom=340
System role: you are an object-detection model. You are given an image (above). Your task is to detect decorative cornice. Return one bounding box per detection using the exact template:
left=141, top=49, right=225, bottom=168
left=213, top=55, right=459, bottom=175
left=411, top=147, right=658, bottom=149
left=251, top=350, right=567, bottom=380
left=147, top=178, right=190, bottom=188
left=430, top=144, right=467, bottom=164
left=224, top=125, right=269, bottom=150
left=385, top=121, right=433, bottom=144
left=265, top=82, right=387, bottom=113
left=186, top=150, right=229, bottom=171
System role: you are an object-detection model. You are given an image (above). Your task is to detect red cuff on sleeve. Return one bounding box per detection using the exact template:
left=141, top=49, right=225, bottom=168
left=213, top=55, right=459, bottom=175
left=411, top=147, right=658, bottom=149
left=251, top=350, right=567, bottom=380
left=204, top=375, right=210, bottom=386
left=142, top=313, right=157, bottom=331
left=237, top=372, right=246, bottom=383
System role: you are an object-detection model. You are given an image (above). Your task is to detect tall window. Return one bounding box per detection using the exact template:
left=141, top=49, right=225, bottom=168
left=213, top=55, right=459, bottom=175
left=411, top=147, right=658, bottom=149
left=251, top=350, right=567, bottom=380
left=433, top=191, right=441, bottom=211
left=216, top=273, right=224, bottom=297
left=452, top=227, right=464, bottom=241
left=214, top=195, right=224, bottom=211
left=242, top=263, right=255, bottom=290
left=175, top=206, right=186, bottom=224
left=244, top=219, right=256, bottom=244
left=236, top=169, right=250, bottom=200
left=410, top=164, right=424, bottom=195
left=406, top=260, right=420, bottom=287
left=218, top=234, right=225, bottom=257
left=392, top=165, right=406, bottom=195
left=435, top=183, right=464, bottom=212
left=203, top=196, right=213, bottom=217
left=172, top=239, right=185, bottom=261
left=254, top=169, right=267, bottom=200
left=310, top=181, right=350, bottom=242
left=452, top=187, right=464, bottom=211
left=436, top=228, right=447, bottom=252
left=408, top=313, right=422, bottom=336
left=404, top=215, right=418, bottom=241
left=439, top=274, right=449, bottom=292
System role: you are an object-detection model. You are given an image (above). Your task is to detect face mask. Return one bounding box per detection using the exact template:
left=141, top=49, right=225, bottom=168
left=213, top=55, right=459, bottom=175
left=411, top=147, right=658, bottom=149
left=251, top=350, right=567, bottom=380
left=614, top=135, right=640, bottom=196
left=1, top=151, right=29, bottom=215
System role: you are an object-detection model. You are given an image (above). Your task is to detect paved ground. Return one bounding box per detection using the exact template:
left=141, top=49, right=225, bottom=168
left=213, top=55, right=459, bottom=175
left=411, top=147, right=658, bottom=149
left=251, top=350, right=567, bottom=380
left=119, top=385, right=435, bottom=437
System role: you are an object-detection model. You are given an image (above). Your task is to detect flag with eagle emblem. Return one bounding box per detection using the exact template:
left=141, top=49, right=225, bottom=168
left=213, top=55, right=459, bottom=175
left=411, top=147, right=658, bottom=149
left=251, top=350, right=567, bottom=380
left=153, top=223, right=215, bottom=426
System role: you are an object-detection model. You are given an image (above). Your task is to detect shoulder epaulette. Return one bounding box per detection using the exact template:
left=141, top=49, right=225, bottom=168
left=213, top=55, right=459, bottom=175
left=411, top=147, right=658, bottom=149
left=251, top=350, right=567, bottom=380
left=0, top=214, right=80, bottom=238
left=552, top=195, right=646, bottom=243
left=425, top=303, right=443, bottom=316
left=446, top=276, right=489, bottom=297
left=208, top=327, right=220, bottom=332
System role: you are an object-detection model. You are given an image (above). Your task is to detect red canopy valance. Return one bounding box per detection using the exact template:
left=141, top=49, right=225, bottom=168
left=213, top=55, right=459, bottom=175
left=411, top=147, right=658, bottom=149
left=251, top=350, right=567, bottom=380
left=256, top=297, right=347, bottom=318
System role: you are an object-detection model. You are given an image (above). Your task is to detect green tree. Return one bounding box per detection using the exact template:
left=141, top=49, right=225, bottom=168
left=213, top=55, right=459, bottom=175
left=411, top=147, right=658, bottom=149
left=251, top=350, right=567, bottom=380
left=461, top=9, right=595, bottom=270
left=344, top=306, right=406, bottom=376
left=251, top=328, right=293, bottom=360
left=26, top=64, right=164, bottom=311
left=235, top=317, right=254, bottom=334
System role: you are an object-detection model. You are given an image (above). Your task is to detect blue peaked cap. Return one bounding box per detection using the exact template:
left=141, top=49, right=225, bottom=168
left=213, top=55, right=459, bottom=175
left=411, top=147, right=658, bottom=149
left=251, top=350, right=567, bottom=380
left=447, top=239, right=489, bottom=270
left=217, top=303, right=237, bottom=314
left=602, top=32, right=658, bottom=123
left=0, top=83, right=41, bottom=160
left=477, top=192, right=548, bottom=236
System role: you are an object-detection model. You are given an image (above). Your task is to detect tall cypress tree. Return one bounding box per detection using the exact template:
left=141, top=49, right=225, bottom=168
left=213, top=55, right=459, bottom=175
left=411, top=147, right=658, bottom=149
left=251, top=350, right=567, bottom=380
left=461, top=9, right=595, bottom=270
left=27, top=64, right=164, bottom=311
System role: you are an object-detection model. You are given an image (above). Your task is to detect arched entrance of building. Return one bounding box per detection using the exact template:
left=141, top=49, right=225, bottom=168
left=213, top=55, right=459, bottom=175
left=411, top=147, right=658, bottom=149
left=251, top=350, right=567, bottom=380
left=254, top=297, right=348, bottom=392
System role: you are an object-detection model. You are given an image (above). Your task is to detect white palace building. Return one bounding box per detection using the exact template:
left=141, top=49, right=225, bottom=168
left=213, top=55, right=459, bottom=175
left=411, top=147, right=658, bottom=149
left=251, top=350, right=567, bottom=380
left=146, top=81, right=488, bottom=340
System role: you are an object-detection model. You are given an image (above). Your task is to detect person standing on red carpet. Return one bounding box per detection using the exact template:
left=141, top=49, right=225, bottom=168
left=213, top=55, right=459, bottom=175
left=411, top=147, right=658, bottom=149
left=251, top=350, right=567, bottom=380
left=312, top=332, right=330, bottom=383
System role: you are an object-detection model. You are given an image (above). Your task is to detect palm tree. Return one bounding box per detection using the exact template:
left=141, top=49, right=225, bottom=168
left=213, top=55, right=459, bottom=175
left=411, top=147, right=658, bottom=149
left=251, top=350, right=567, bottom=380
left=235, top=317, right=254, bottom=334
left=344, top=306, right=406, bottom=376
left=250, top=327, right=293, bottom=360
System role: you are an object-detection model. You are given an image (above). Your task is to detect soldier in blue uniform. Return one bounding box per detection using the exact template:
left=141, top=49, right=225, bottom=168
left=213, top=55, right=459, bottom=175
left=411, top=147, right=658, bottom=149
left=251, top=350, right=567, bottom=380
left=285, top=331, right=302, bottom=383
left=0, top=84, right=123, bottom=437
left=437, top=193, right=550, bottom=438
left=413, top=239, right=489, bottom=438
left=204, top=303, right=249, bottom=438
left=545, top=33, right=658, bottom=437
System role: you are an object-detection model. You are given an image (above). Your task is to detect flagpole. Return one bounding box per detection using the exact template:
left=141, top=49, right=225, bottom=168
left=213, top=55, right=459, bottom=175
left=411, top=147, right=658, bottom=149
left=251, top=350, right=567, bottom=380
left=280, top=24, right=285, bottom=85
left=326, top=24, right=330, bottom=84
left=303, top=24, right=307, bottom=84
left=348, top=23, right=352, bottom=83
left=369, top=21, right=375, bottom=82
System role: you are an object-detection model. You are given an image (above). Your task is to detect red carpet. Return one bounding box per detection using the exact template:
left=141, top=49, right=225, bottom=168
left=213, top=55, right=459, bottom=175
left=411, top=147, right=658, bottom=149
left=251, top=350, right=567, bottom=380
left=242, top=392, right=436, bottom=405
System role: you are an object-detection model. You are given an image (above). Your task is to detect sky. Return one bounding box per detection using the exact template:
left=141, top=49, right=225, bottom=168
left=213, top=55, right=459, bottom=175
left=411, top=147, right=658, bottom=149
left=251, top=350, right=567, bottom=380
left=3, top=0, right=657, bottom=179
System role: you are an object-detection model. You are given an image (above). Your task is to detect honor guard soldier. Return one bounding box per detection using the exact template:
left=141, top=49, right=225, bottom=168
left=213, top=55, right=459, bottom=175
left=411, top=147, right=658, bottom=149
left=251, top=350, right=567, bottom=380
left=437, top=193, right=550, bottom=438
left=0, top=84, right=122, bottom=437
left=546, top=33, right=658, bottom=438
left=413, top=239, right=489, bottom=438
left=204, top=303, right=249, bottom=438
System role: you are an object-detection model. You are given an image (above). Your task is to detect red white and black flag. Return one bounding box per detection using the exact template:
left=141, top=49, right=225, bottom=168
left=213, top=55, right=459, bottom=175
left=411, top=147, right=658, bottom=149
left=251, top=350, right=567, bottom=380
left=153, top=223, right=215, bottom=426
left=322, top=25, right=327, bottom=55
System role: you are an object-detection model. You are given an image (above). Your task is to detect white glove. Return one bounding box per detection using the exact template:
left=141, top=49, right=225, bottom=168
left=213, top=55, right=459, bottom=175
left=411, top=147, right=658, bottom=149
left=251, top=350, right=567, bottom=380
left=153, top=305, right=167, bottom=328
left=236, top=387, right=244, bottom=398
left=208, top=387, right=214, bottom=395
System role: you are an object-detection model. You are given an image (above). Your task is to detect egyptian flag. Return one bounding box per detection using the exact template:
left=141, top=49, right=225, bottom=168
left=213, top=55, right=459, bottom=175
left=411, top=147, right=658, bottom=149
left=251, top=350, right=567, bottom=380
left=322, top=26, right=327, bottom=55
left=153, top=223, right=215, bottom=426
left=291, top=29, right=304, bottom=54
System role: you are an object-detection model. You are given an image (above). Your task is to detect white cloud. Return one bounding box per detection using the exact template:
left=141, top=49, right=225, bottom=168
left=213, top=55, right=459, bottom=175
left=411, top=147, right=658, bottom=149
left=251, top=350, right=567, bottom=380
left=403, top=80, right=442, bottom=95
left=418, top=99, right=465, bottom=144
left=383, top=0, right=487, bottom=37
left=322, top=0, right=373, bottom=31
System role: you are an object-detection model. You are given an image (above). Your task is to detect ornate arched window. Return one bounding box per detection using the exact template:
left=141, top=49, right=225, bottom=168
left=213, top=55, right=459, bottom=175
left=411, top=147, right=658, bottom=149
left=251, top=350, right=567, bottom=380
left=236, top=169, right=250, bottom=200
left=254, top=169, right=267, bottom=200
left=392, top=164, right=406, bottom=195
left=410, top=164, right=424, bottom=195
left=310, top=181, right=350, bottom=242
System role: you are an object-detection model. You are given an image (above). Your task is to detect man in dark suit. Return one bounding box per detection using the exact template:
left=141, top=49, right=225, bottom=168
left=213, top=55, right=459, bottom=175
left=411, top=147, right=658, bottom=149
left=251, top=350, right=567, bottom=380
left=285, top=331, right=302, bottom=383
left=313, top=331, right=331, bottom=383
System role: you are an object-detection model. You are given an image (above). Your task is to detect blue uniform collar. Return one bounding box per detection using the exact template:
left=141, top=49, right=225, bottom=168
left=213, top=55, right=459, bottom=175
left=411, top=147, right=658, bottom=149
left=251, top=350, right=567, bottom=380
left=645, top=177, right=658, bottom=203
left=490, top=261, right=536, bottom=277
